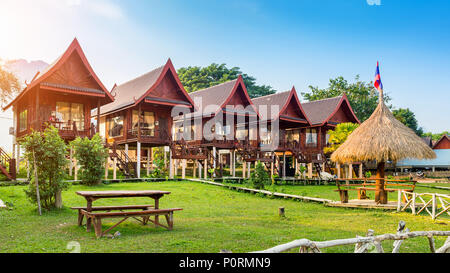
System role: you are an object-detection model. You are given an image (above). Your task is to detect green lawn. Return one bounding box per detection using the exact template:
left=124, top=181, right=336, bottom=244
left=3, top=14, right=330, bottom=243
left=0, top=181, right=448, bottom=253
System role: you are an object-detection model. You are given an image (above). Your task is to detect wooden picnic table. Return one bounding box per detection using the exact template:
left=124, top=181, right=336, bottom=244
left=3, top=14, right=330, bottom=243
left=75, top=190, right=181, bottom=238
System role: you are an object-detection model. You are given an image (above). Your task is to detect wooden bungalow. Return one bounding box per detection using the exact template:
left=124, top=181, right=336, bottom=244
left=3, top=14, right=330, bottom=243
left=175, top=76, right=261, bottom=178
left=252, top=87, right=311, bottom=178
left=301, top=94, right=360, bottom=177
left=96, top=59, right=195, bottom=178
left=2, top=38, right=114, bottom=180
left=432, top=135, right=450, bottom=150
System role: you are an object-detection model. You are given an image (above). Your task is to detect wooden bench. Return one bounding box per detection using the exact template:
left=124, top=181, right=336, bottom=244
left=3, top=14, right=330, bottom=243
left=71, top=205, right=155, bottom=227
left=74, top=206, right=183, bottom=238
left=335, top=179, right=416, bottom=203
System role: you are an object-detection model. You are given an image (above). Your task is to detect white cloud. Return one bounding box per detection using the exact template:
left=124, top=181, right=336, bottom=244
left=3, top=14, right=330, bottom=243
left=65, top=0, right=124, bottom=19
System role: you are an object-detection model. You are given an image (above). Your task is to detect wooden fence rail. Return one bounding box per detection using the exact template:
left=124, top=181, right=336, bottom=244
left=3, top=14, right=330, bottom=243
left=397, top=191, right=450, bottom=220
left=251, top=221, right=450, bottom=253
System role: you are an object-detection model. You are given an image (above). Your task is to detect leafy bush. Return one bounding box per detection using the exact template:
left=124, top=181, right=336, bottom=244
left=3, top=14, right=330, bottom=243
left=71, top=134, right=108, bottom=185
left=250, top=161, right=271, bottom=189
left=365, top=171, right=372, bottom=178
left=149, top=147, right=168, bottom=178
left=22, top=126, right=68, bottom=210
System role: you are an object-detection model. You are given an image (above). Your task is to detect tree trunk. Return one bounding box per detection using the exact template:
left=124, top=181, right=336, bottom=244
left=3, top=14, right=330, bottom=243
left=55, top=189, right=62, bottom=209
left=375, top=162, right=387, bottom=204
left=33, top=150, right=42, bottom=216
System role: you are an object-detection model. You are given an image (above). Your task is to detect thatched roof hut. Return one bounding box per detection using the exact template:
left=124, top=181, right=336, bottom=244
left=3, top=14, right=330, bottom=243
left=331, top=91, right=436, bottom=164
left=331, top=87, right=435, bottom=204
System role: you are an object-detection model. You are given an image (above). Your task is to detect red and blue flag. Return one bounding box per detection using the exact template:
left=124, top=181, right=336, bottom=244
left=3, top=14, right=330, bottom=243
left=374, top=61, right=383, bottom=90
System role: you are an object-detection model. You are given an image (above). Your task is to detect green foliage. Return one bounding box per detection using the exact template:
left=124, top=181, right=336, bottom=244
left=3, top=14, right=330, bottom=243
left=299, top=165, right=307, bottom=178
left=422, top=131, right=449, bottom=141
left=150, top=147, right=168, bottom=178
left=71, top=134, right=108, bottom=185
left=365, top=171, right=372, bottom=178
left=392, top=108, right=423, bottom=136
left=324, top=123, right=359, bottom=154
left=0, top=61, right=21, bottom=106
left=177, top=63, right=276, bottom=98
left=250, top=161, right=271, bottom=189
left=301, top=75, right=392, bottom=122
left=21, top=126, right=68, bottom=210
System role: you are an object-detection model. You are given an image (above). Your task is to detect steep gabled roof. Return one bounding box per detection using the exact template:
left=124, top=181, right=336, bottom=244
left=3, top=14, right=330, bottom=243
left=432, top=134, right=450, bottom=150
left=302, top=94, right=360, bottom=126
left=187, top=75, right=260, bottom=118
left=98, top=59, right=195, bottom=116
left=252, top=87, right=310, bottom=124
left=3, top=38, right=113, bottom=110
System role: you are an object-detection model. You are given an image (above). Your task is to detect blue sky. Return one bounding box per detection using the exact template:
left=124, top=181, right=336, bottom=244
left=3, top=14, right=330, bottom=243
left=0, top=0, right=449, bottom=145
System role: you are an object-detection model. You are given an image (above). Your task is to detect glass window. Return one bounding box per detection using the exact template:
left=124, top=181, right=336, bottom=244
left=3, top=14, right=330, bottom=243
left=236, top=126, right=248, bottom=140
left=107, top=115, right=124, bottom=137
left=306, top=128, right=317, bottom=146
left=285, top=130, right=300, bottom=142
left=56, top=102, right=84, bottom=130
left=132, top=110, right=155, bottom=136
left=19, top=110, right=27, bottom=132
left=216, top=123, right=230, bottom=136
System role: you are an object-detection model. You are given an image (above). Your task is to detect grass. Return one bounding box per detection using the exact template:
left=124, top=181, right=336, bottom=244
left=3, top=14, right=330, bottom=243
left=0, top=180, right=449, bottom=253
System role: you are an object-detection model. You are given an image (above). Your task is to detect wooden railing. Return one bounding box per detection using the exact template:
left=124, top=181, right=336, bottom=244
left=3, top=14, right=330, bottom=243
left=251, top=221, right=450, bottom=253
left=398, top=191, right=450, bottom=220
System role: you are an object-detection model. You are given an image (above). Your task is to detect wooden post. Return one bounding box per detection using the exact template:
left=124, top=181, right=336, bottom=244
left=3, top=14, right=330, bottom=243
left=174, top=159, right=178, bottom=176
left=204, top=159, right=207, bottom=179
left=113, top=158, right=117, bottom=180
left=169, top=149, right=174, bottom=179
left=146, top=148, right=151, bottom=176
left=16, top=144, right=20, bottom=172
left=348, top=164, right=353, bottom=179
left=359, top=163, right=363, bottom=178
left=247, top=162, right=251, bottom=178
left=193, top=160, right=196, bottom=178
left=243, top=159, right=246, bottom=178
left=212, top=147, right=217, bottom=177
left=69, top=146, right=73, bottom=176
left=182, top=159, right=186, bottom=179
left=295, top=158, right=299, bottom=176
left=279, top=207, right=285, bottom=217
left=308, top=163, right=313, bottom=179
left=432, top=194, right=436, bottom=220
left=104, top=159, right=108, bottom=180
left=74, top=158, right=78, bottom=181
left=96, top=99, right=100, bottom=135
left=198, top=161, right=202, bottom=178
left=336, top=163, right=341, bottom=179
left=282, top=152, right=286, bottom=179
left=232, top=150, right=236, bottom=177
left=375, top=162, right=387, bottom=204
left=411, top=193, right=416, bottom=215
left=136, top=142, right=141, bottom=178
left=125, top=144, right=129, bottom=163
left=271, top=153, right=274, bottom=177
left=397, top=190, right=402, bottom=212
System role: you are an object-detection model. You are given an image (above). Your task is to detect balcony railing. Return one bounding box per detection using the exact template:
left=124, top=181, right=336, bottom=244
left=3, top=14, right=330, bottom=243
left=41, top=120, right=94, bottom=139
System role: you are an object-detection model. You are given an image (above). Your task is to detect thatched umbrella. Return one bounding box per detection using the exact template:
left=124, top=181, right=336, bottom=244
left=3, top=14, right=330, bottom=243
left=331, top=87, right=436, bottom=204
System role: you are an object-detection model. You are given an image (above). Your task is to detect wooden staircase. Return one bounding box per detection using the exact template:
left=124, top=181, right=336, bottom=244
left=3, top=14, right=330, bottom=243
left=0, top=147, right=16, bottom=180
left=107, top=143, right=137, bottom=178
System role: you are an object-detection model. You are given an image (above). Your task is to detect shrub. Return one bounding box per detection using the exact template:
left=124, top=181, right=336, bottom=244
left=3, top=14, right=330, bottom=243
left=250, top=161, right=271, bottom=189
left=149, top=147, right=168, bottom=178
left=365, top=171, right=372, bottom=178
left=71, top=134, right=108, bottom=185
left=22, top=126, right=68, bottom=211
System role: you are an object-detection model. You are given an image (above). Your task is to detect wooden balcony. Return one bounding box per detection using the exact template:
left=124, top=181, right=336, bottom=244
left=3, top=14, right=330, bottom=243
left=41, top=121, right=96, bottom=141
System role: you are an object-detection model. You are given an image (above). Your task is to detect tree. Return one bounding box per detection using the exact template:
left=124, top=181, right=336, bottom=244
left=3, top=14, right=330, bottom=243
left=22, top=126, right=68, bottom=211
left=0, top=61, right=21, bottom=106
left=392, top=108, right=423, bottom=136
left=422, top=131, right=449, bottom=141
left=301, top=76, right=392, bottom=122
left=178, top=63, right=276, bottom=98
left=71, top=134, right=109, bottom=185
left=324, top=122, right=359, bottom=154
left=249, top=161, right=271, bottom=189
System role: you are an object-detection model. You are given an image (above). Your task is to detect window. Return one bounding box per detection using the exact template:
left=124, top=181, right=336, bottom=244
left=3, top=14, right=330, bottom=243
left=306, top=128, right=317, bottom=146
left=107, top=115, right=124, bottom=137
left=19, top=110, right=27, bottom=132
left=55, top=102, right=85, bottom=130
left=132, top=110, right=155, bottom=136
left=236, top=126, right=248, bottom=140
left=216, top=123, right=231, bottom=136
left=260, top=125, right=271, bottom=143
left=285, top=130, right=300, bottom=142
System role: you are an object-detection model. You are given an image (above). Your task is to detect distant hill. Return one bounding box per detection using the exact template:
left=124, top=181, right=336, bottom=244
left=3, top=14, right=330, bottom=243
left=4, top=59, right=49, bottom=85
